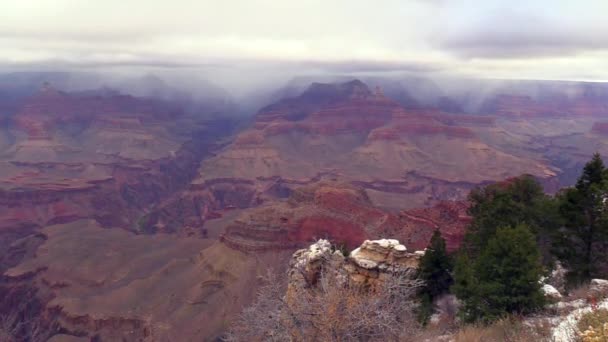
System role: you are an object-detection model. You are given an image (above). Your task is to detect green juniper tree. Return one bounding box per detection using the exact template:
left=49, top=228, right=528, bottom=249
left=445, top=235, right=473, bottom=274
left=454, top=224, right=545, bottom=323
left=417, top=230, right=453, bottom=323
left=453, top=176, right=553, bottom=323
left=555, top=153, right=608, bottom=284
left=464, top=175, right=561, bottom=263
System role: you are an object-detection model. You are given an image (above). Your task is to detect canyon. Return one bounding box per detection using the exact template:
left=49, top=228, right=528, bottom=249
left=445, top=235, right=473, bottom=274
left=1, top=75, right=607, bottom=340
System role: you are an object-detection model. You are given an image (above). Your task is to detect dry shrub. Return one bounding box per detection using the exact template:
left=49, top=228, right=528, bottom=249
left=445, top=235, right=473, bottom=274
left=225, top=268, right=423, bottom=342
left=453, top=316, right=551, bottom=342
left=223, top=270, right=289, bottom=342
left=580, top=323, right=608, bottom=342
left=578, top=309, right=608, bottom=342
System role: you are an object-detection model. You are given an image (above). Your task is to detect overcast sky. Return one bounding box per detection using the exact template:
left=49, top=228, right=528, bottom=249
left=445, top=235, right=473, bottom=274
left=2, top=0, right=608, bottom=83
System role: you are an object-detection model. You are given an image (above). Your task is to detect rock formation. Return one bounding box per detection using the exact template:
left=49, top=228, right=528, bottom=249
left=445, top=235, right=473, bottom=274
left=197, top=79, right=557, bottom=210
left=345, top=239, right=422, bottom=287
left=286, top=238, right=423, bottom=299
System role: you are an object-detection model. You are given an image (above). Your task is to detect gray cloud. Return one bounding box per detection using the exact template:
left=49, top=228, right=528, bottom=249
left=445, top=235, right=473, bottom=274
left=0, top=29, right=151, bottom=43
left=0, top=56, right=440, bottom=74
left=435, top=8, right=608, bottom=58
left=0, top=57, right=223, bottom=70
left=1, top=0, right=608, bottom=82
left=294, top=59, right=444, bottom=73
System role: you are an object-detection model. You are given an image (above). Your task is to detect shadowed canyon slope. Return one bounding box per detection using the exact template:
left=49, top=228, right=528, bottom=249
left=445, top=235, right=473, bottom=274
left=3, top=220, right=288, bottom=341
left=0, top=83, right=236, bottom=237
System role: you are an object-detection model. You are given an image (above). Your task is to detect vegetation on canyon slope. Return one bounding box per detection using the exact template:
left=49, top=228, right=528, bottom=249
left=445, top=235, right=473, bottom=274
left=231, top=153, right=608, bottom=340
left=556, top=153, right=608, bottom=283
left=454, top=223, right=546, bottom=323
left=452, top=152, right=608, bottom=324
left=417, top=229, right=454, bottom=324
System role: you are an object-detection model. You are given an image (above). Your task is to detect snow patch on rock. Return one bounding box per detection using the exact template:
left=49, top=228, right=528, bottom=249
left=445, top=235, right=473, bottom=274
left=294, top=239, right=332, bottom=269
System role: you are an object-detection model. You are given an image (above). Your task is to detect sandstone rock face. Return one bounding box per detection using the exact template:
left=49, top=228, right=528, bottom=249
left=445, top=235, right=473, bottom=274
left=349, top=239, right=411, bottom=270
left=345, top=239, right=422, bottom=287
left=290, top=239, right=337, bottom=286
left=287, top=238, right=422, bottom=296
left=286, top=239, right=344, bottom=304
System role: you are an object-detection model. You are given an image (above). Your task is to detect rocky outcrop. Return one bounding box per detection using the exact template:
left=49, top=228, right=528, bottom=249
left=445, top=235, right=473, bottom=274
left=294, top=239, right=421, bottom=286
left=345, top=239, right=422, bottom=287
left=286, top=239, right=422, bottom=305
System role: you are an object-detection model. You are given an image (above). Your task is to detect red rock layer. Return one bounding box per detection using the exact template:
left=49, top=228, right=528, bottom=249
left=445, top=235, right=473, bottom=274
left=398, top=201, right=470, bottom=252
left=431, top=113, right=495, bottom=126
left=368, top=124, right=475, bottom=141
left=0, top=115, right=230, bottom=235
left=220, top=184, right=374, bottom=251
left=220, top=183, right=470, bottom=253
left=256, top=97, right=399, bottom=136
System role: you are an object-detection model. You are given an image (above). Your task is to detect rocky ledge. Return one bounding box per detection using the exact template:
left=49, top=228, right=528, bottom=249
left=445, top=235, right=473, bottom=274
left=287, top=238, right=423, bottom=296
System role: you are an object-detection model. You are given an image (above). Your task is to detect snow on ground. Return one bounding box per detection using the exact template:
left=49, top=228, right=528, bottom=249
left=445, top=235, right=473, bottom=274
left=552, top=298, right=608, bottom=342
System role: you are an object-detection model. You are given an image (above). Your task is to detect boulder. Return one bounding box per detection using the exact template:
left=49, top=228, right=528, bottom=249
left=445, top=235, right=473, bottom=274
left=346, top=239, right=423, bottom=287
left=590, top=279, right=608, bottom=298
left=542, top=284, right=562, bottom=301
left=349, top=239, right=408, bottom=269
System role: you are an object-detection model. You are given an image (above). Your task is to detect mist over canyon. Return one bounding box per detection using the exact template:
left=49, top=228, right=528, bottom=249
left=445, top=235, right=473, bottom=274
left=0, top=69, right=607, bottom=340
